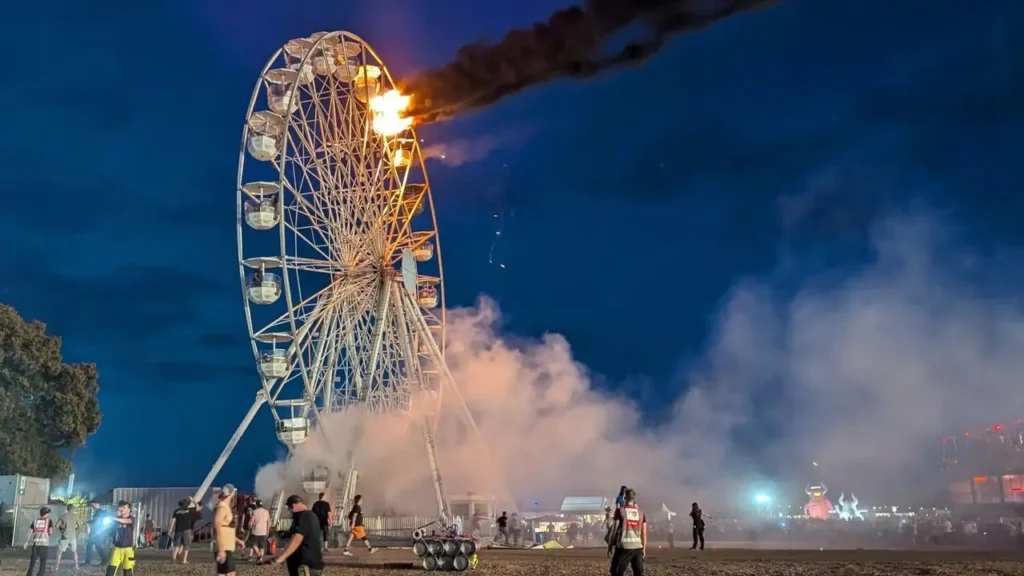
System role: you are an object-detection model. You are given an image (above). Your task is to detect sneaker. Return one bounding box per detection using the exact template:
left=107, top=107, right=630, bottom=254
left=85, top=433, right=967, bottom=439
left=369, top=547, right=378, bottom=554
left=343, top=551, right=353, bottom=556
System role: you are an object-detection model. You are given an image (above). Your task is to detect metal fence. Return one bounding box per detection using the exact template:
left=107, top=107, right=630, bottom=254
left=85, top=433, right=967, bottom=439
left=362, top=515, right=445, bottom=539
left=2, top=503, right=137, bottom=548
left=357, top=515, right=495, bottom=542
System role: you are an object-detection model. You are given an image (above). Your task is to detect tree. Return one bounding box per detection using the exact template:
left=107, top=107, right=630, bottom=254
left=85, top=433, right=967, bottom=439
left=0, top=304, right=100, bottom=477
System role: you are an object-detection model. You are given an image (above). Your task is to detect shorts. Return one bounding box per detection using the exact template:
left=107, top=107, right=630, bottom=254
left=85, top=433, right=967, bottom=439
left=59, top=538, right=77, bottom=553
left=248, top=535, right=268, bottom=549
left=216, top=551, right=237, bottom=575
left=350, top=526, right=366, bottom=540
left=173, top=530, right=192, bottom=548
left=109, top=546, right=136, bottom=571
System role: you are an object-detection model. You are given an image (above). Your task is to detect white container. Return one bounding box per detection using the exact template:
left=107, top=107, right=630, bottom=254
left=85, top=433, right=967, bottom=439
left=0, top=474, right=51, bottom=508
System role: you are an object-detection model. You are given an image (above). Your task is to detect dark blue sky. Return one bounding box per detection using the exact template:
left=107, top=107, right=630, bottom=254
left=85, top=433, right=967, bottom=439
left=3, top=0, right=1021, bottom=491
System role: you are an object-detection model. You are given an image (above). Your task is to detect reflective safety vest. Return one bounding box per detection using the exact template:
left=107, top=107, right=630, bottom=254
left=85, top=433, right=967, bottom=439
left=31, top=518, right=51, bottom=546
left=617, top=504, right=644, bottom=550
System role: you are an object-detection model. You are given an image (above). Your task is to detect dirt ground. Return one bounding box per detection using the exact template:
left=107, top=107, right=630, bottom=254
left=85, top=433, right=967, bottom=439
left=1, top=546, right=1021, bottom=575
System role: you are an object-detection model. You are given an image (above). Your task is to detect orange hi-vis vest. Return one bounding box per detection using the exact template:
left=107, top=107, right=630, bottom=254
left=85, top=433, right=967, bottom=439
left=617, top=504, right=644, bottom=550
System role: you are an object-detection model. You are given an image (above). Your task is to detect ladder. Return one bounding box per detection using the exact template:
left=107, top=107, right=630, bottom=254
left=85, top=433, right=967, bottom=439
left=269, top=490, right=287, bottom=530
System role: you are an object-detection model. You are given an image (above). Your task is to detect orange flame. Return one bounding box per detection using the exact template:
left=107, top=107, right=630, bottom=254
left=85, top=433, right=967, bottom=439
left=369, top=90, right=413, bottom=136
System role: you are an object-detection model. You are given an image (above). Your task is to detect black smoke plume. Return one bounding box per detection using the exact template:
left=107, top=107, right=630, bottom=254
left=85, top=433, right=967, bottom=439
left=403, top=0, right=783, bottom=122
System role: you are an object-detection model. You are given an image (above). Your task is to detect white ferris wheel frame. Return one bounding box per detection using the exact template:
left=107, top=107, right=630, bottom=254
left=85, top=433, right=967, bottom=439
left=194, top=31, right=481, bottom=516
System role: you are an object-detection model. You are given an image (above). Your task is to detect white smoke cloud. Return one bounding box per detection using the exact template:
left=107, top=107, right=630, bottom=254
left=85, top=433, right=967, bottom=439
left=255, top=211, right=1024, bottom=514
left=420, top=126, right=533, bottom=167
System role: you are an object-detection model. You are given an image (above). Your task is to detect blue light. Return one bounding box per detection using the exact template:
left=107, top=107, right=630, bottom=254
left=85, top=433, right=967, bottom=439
left=102, top=517, right=113, bottom=527
left=754, top=493, right=771, bottom=505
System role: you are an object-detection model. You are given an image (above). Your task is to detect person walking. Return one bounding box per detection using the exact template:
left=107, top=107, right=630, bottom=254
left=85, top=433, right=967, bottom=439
left=23, top=506, right=53, bottom=576
left=310, top=493, right=332, bottom=552
left=342, top=494, right=376, bottom=556
left=265, top=495, right=325, bottom=576
left=248, top=499, right=272, bottom=562
left=55, top=503, right=84, bottom=570
left=169, top=499, right=198, bottom=564
left=689, top=502, right=709, bottom=551
left=607, top=488, right=646, bottom=576
left=603, top=505, right=615, bottom=545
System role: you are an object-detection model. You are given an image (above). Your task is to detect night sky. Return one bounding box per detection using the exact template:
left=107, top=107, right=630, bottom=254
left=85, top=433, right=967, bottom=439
left=3, top=0, right=1021, bottom=491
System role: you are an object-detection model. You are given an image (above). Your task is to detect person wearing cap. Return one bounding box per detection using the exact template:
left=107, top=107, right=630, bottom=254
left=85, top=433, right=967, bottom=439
left=607, top=488, right=647, bottom=576
left=23, top=506, right=53, bottom=576
left=106, top=500, right=138, bottom=576
left=214, top=484, right=240, bottom=576
left=264, top=495, right=325, bottom=576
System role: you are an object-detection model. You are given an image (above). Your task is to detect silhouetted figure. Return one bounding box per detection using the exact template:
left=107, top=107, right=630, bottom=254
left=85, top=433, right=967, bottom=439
left=689, top=503, right=708, bottom=550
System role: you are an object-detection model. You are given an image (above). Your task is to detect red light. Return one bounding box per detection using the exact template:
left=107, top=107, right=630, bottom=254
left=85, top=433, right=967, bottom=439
left=994, top=424, right=1003, bottom=432
left=1012, top=488, right=1024, bottom=492
left=964, top=431, right=970, bottom=437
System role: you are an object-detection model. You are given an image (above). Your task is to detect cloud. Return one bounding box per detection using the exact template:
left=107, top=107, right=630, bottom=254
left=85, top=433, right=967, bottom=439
left=254, top=210, right=1024, bottom=513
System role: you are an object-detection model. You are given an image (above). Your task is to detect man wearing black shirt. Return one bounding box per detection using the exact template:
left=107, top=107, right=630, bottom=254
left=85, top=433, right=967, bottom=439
left=267, top=495, right=324, bottom=576
left=84, top=500, right=108, bottom=566
left=496, top=512, right=509, bottom=544
left=310, top=493, right=332, bottom=551
left=169, top=499, right=198, bottom=564
left=342, top=494, right=376, bottom=556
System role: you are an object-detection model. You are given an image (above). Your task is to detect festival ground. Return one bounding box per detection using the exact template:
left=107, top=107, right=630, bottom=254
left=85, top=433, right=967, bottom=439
left=1, top=546, right=1021, bottom=575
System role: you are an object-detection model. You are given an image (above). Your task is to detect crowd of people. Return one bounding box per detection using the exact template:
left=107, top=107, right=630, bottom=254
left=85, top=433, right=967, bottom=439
left=14, top=485, right=383, bottom=576
left=15, top=482, right=1022, bottom=576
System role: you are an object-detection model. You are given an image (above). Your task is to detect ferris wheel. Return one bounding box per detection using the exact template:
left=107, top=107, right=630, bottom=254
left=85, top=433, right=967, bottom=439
left=194, top=31, right=478, bottom=518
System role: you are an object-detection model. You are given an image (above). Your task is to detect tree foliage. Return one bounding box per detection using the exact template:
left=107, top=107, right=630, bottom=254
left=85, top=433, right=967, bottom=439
left=0, top=304, right=100, bottom=477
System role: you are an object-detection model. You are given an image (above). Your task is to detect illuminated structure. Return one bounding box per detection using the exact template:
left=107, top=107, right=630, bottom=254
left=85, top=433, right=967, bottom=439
left=803, top=483, right=834, bottom=521
left=833, top=492, right=864, bottom=521
left=942, top=419, right=1024, bottom=509
left=194, top=31, right=483, bottom=521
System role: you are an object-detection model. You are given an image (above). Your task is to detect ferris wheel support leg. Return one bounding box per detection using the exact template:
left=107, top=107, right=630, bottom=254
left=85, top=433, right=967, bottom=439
left=398, top=287, right=520, bottom=513
left=335, top=457, right=358, bottom=524
left=420, top=416, right=450, bottom=522
left=398, top=286, right=480, bottom=436
left=194, top=391, right=267, bottom=503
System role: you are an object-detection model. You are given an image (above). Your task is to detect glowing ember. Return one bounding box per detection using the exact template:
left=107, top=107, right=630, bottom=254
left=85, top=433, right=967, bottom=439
left=369, top=90, right=413, bottom=136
